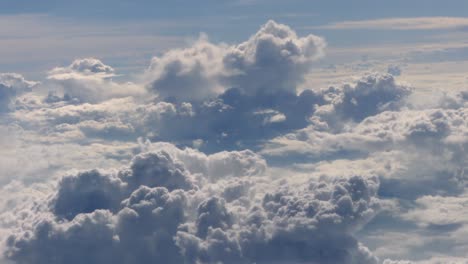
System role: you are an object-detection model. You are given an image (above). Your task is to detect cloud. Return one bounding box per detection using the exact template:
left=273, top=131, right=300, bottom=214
left=141, top=87, right=323, bottom=152
left=47, top=58, right=144, bottom=103
left=268, top=104, right=467, bottom=261
left=52, top=170, right=127, bottom=220
left=263, top=93, right=467, bottom=158
left=145, top=35, right=226, bottom=101
left=49, top=58, right=116, bottom=78
left=316, top=73, right=411, bottom=126
left=2, top=19, right=468, bottom=263
left=142, top=141, right=267, bottom=180
left=439, top=90, right=468, bottom=109
left=221, top=20, right=326, bottom=95
left=384, top=258, right=468, bottom=264
left=11, top=81, right=324, bottom=151
left=146, top=20, right=326, bottom=101
left=9, top=71, right=412, bottom=155
left=0, top=73, right=37, bottom=112
left=3, top=143, right=382, bottom=264
left=316, top=17, right=468, bottom=30
left=387, top=65, right=402, bottom=76
left=175, top=174, right=381, bottom=264
left=402, top=194, right=468, bottom=228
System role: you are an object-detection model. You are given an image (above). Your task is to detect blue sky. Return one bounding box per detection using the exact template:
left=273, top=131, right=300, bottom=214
left=2, top=0, right=468, bottom=78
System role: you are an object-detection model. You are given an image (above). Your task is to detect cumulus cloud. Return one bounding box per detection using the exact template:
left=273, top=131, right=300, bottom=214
left=0, top=73, right=37, bottom=112
left=316, top=73, right=412, bottom=127
left=256, top=74, right=468, bottom=262
left=18, top=71, right=411, bottom=153
left=47, top=58, right=144, bottom=103
left=221, top=20, right=326, bottom=95
left=402, top=195, right=468, bottom=228
left=264, top=94, right=467, bottom=162
left=439, top=90, right=468, bottom=109
left=11, top=81, right=324, bottom=151
left=142, top=141, right=267, bottom=180
left=264, top=106, right=467, bottom=202
left=146, top=20, right=326, bottom=101
left=387, top=65, right=402, bottom=76
left=145, top=35, right=226, bottom=101
left=141, top=87, right=323, bottom=152
left=49, top=58, right=115, bottom=77
left=2, top=19, right=468, bottom=263
left=176, top=174, right=380, bottom=264
left=3, top=143, right=382, bottom=264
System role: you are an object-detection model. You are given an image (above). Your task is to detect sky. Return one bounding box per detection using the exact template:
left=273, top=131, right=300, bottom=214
left=0, top=1, right=468, bottom=264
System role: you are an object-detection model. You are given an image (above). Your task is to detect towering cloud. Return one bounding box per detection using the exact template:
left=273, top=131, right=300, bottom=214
left=221, top=20, right=326, bottom=95
left=4, top=144, right=381, bottom=264
left=145, top=20, right=326, bottom=101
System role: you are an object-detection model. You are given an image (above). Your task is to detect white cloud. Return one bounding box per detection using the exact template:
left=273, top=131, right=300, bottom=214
left=0, top=73, right=38, bottom=112
left=1, top=19, right=468, bottom=263
left=3, top=143, right=382, bottom=264
left=316, top=17, right=468, bottom=30
left=403, top=195, right=468, bottom=227
left=47, top=58, right=145, bottom=103
left=146, top=20, right=326, bottom=101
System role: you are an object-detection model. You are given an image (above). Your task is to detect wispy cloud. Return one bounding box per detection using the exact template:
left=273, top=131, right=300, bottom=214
left=315, top=17, right=468, bottom=30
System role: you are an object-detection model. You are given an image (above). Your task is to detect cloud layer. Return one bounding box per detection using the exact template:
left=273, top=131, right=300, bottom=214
left=1, top=20, right=468, bottom=264
left=317, top=17, right=468, bottom=30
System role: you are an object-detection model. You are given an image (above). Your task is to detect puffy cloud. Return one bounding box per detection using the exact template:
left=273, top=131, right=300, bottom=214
left=316, top=73, right=412, bottom=128
left=47, top=58, right=144, bottom=103
left=75, top=120, right=136, bottom=139
left=145, top=35, right=226, bottom=101
left=11, top=81, right=326, bottom=158
left=146, top=20, right=326, bottom=101
left=387, top=65, right=402, bottom=76
left=264, top=106, right=467, bottom=163
left=221, top=20, right=326, bottom=95
left=52, top=170, right=126, bottom=220
left=0, top=23, right=447, bottom=156
left=141, top=87, right=323, bottom=152
left=402, top=195, right=468, bottom=228
left=143, top=142, right=267, bottom=180
left=13, top=84, right=323, bottom=151
left=4, top=144, right=382, bottom=264
left=175, top=174, right=381, bottom=264
left=0, top=73, right=37, bottom=112
left=256, top=80, right=467, bottom=262
left=12, top=96, right=144, bottom=143
left=3, top=19, right=468, bottom=263
left=15, top=72, right=412, bottom=155
left=120, top=151, right=196, bottom=191
left=439, top=90, right=468, bottom=109
left=50, top=58, right=115, bottom=77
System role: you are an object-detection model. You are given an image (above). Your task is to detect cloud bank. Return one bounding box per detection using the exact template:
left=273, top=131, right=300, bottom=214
left=4, top=143, right=381, bottom=264
left=1, top=20, right=468, bottom=264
